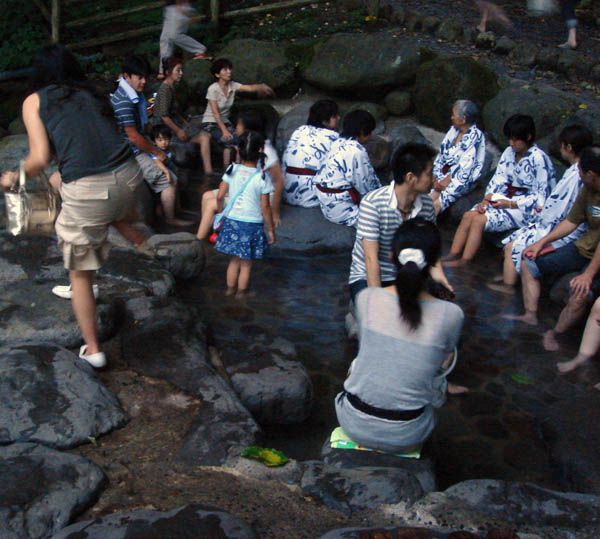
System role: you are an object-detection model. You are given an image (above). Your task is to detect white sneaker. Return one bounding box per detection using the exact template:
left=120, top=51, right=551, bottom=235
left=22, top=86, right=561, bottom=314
left=79, top=345, right=107, bottom=369
left=52, top=284, right=99, bottom=300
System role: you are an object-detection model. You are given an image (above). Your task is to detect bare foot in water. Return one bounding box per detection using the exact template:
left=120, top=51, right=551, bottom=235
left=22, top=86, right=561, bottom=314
left=225, top=287, right=236, bottom=296
left=486, top=282, right=516, bottom=294
left=502, top=312, right=538, bottom=326
left=235, top=289, right=256, bottom=300
left=557, top=354, right=591, bottom=374
left=441, top=253, right=460, bottom=262
left=543, top=330, right=561, bottom=352
left=445, top=258, right=469, bottom=268
left=594, top=382, right=600, bottom=391
left=448, top=383, right=469, bottom=395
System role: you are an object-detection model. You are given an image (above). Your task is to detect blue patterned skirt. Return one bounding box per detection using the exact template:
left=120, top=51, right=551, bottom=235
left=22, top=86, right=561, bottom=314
left=215, top=218, right=268, bottom=260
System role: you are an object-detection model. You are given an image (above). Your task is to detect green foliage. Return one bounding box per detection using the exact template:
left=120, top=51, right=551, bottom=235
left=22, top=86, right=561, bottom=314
left=0, top=1, right=47, bottom=71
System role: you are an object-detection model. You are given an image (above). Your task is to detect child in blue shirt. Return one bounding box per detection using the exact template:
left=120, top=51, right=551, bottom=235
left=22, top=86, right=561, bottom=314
left=215, top=131, right=275, bottom=298
left=150, top=124, right=178, bottom=186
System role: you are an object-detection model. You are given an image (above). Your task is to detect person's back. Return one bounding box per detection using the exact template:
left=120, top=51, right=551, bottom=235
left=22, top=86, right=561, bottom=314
left=39, top=85, right=131, bottom=182
left=226, top=163, right=271, bottom=223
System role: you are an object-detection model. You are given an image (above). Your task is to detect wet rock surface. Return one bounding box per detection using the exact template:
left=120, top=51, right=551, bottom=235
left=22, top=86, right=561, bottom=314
left=389, top=479, right=600, bottom=538
left=0, top=344, right=127, bottom=448
left=0, top=443, right=106, bottom=539
left=273, top=206, right=356, bottom=253
left=52, top=504, right=257, bottom=539
left=119, top=296, right=261, bottom=466
left=146, top=232, right=206, bottom=280
left=301, top=461, right=424, bottom=515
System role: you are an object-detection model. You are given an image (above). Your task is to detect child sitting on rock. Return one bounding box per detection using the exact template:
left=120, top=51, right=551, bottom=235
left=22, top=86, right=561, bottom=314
left=149, top=124, right=177, bottom=186
left=215, top=131, right=275, bottom=298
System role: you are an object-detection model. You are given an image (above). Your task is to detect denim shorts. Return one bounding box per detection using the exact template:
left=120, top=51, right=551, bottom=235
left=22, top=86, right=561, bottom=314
left=524, top=242, right=588, bottom=280
left=200, top=122, right=239, bottom=148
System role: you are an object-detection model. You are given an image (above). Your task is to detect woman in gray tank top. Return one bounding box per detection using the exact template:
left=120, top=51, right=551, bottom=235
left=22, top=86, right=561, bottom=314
left=1, top=44, right=144, bottom=369
left=335, top=219, right=467, bottom=453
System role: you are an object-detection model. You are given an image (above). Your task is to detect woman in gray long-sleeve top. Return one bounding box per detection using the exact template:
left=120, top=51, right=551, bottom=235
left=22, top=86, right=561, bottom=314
left=335, top=219, right=466, bottom=453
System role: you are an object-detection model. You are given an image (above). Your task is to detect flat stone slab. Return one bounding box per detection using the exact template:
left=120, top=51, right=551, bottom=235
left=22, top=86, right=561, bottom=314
left=274, top=206, right=356, bottom=254
left=119, top=296, right=261, bottom=466
left=301, top=460, right=423, bottom=515
left=319, top=526, right=484, bottom=538
left=0, top=344, right=127, bottom=448
left=0, top=443, right=106, bottom=539
left=385, top=479, right=600, bottom=538
left=52, top=504, right=257, bottom=539
left=321, top=442, right=437, bottom=493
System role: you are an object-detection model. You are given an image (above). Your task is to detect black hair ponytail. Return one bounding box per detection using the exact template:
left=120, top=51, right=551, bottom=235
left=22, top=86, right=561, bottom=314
left=391, top=218, right=442, bottom=331
left=258, top=151, right=267, bottom=179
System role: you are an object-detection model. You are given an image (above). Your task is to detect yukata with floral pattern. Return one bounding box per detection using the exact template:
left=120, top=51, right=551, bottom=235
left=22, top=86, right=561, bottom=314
left=314, top=137, right=381, bottom=227
left=476, top=144, right=555, bottom=232
left=283, top=125, right=339, bottom=207
left=504, top=162, right=585, bottom=272
left=433, top=125, right=486, bottom=212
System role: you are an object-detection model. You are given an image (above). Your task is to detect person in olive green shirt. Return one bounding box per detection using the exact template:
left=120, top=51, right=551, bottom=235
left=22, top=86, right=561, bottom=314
left=501, top=146, right=600, bottom=349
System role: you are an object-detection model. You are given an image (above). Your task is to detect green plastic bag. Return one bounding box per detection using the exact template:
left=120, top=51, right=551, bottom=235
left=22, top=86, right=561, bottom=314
left=241, top=446, right=289, bottom=467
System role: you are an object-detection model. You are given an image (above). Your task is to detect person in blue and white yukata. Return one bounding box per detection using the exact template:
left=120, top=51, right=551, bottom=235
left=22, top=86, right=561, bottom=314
left=446, top=114, right=555, bottom=266
left=314, top=110, right=381, bottom=227
left=430, top=99, right=486, bottom=215
left=283, top=99, right=340, bottom=207
left=487, top=124, right=593, bottom=293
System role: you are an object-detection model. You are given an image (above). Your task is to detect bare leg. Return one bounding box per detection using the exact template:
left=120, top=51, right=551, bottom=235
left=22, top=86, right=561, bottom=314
left=161, top=185, right=191, bottom=226
left=560, top=27, right=578, bottom=49
left=49, top=171, right=62, bottom=193
left=502, top=261, right=539, bottom=325
left=223, top=148, right=232, bottom=169
left=557, top=297, right=600, bottom=373
left=70, top=270, right=100, bottom=354
left=113, top=220, right=146, bottom=246
left=487, top=243, right=519, bottom=293
left=196, top=190, right=218, bottom=240
left=446, top=211, right=475, bottom=260
left=226, top=257, right=241, bottom=295
left=200, top=132, right=213, bottom=174
left=461, top=212, right=487, bottom=262
left=430, top=191, right=442, bottom=215
left=236, top=259, right=253, bottom=297
left=545, top=293, right=591, bottom=352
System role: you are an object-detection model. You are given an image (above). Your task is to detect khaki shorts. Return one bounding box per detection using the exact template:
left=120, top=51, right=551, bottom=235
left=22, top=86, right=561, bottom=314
left=135, top=153, right=178, bottom=194
left=55, top=159, right=143, bottom=271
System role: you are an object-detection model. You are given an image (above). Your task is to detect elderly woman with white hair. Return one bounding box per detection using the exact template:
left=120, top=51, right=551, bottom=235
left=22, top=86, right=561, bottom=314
left=430, top=100, right=486, bottom=215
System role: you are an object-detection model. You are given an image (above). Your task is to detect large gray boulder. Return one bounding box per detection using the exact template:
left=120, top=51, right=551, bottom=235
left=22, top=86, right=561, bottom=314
left=146, top=232, right=206, bottom=280
left=274, top=206, right=356, bottom=253
left=219, top=39, right=296, bottom=93
left=301, top=461, right=423, bottom=515
left=385, top=124, right=430, bottom=161
left=52, top=504, right=257, bottom=539
left=414, top=56, right=499, bottom=131
left=548, top=108, right=600, bottom=159
left=482, top=85, right=578, bottom=147
left=275, top=101, right=313, bottom=155
left=182, top=60, right=213, bottom=108
left=219, top=334, right=314, bottom=425
left=0, top=443, right=106, bottom=539
left=118, top=296, right=261, bottom=465
left=0, top=344, right=127, bottom=448
left=302, top=33, right=427, bottom=97
left=386, top=479, right=600, bottom=538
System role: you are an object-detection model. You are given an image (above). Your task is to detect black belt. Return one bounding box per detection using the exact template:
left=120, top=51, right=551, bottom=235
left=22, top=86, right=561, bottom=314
left=342, top=391, right=424, bottom=421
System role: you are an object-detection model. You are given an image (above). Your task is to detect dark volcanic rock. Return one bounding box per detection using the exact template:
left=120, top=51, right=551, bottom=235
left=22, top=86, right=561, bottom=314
left=320, top=527, right=481, bottom=538
left=274, top=206, right=356, bottom=253
left=414, top=56, right=499, bottom=131
left=0, top=344, right=127, bottom=448
left=119, top=296, right=261, bottom=465
left=52, top=504, right=257, bottom=539
left=275, top=101, right=313, bottom=155
left=219, top=334, right=314, bottom=425
left=321, top=442, right=437, bottom=493
left=146, top=232, right=206, bottom=280
left=301, top=460, right=423, bottom=515
left=0, top=443, right=106, bottom=539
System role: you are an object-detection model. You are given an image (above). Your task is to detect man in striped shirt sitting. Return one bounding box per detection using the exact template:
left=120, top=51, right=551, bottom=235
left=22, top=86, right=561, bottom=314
left=349, top=143, right=452, bottom=301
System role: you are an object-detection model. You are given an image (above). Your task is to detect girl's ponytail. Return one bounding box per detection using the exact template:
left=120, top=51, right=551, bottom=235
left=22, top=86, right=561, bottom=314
left=238, top=130, right=265, bottom=168
left=258, top=151, right=266, bottom=179
left=391, top=219, right=442, bottom=331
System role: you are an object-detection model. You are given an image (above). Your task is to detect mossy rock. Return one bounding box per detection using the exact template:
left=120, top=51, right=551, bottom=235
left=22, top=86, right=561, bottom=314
left=384, top=90, right=412, bottom=116
left=482, top=85, right=578, bottom=147
left=414, top=56, right=499, bottom=131
left=302, top=32, right=428, bottom=98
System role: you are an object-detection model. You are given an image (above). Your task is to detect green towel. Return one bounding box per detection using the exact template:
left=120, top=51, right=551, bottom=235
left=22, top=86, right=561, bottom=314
left=330, top=427, right=421, bottom=459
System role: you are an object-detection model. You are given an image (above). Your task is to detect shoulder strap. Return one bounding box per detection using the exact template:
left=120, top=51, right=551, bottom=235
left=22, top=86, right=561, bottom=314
left=221, top=168, right=262, bottom=218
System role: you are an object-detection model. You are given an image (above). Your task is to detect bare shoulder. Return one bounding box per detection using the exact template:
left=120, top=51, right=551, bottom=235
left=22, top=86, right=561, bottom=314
left=22, top=93, right=40, bottom=112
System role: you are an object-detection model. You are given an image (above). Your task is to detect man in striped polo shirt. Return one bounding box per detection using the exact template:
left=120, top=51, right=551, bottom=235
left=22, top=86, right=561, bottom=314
left=111, top=55, right=190, bottom=226
left=349, top=143, right=451, bottom=300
